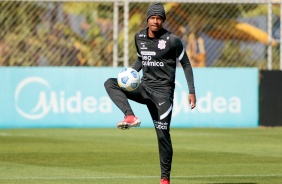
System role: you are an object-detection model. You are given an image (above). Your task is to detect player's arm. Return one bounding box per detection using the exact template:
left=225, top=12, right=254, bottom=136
left=171, top=35, right=196, bottom=109
left=132, top=33, right=142, bottom=72
left=132, top=58, right=142, bottom=72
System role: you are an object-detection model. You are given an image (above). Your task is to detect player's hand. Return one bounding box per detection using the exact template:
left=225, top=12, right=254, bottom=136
left=188, top=94, right=196, bottom=109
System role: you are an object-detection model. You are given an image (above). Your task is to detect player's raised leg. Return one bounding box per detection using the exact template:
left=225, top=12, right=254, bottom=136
left=104, top=78, right=145, bottom=130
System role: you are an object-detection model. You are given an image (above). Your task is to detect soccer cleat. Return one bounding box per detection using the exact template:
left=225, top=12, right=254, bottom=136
left=160, top=178, right=170, bottom=184
left=117, top=115, right=141, bottom=130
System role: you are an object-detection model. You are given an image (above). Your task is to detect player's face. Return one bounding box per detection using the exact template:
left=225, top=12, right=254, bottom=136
left=147, top=15, right=163, bottom=32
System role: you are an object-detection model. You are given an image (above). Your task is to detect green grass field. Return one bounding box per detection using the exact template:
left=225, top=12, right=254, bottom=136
left=0, top=128, right=282, bottom=184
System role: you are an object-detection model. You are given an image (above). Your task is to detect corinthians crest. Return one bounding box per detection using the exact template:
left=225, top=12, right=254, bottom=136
left=158, top=40, right=166, bottom=50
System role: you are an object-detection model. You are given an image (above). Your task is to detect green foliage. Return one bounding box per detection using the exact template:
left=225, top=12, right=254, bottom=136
left=213, top=40, right=280, bottom=69
left=0, top=2, right=112, bottom=66
left=0, top=2, right=277, bottom=67
left=272, top=46, right=281, bottom=69
left=242, top=4, right=281, bottom=17
left=213, top=41, right=259, bottom=67
left=181, top=3, right=258, bottom=19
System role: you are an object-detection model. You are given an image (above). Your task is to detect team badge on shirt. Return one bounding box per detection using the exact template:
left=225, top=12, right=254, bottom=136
left=158, top=40, right=166, bottom=50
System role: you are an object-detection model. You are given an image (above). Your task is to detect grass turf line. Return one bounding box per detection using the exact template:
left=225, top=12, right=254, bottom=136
left=0, top=128, right=281, bottom=184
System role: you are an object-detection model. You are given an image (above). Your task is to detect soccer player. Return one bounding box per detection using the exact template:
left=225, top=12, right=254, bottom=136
left=104, top=3, right=196, bottom=184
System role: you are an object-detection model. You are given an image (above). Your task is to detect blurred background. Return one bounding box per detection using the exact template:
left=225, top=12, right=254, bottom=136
left=0, top=0, right=281, bottom=68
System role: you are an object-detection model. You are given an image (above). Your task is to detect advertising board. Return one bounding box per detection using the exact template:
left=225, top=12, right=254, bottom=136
left=0, top=67, right=258, bottom=128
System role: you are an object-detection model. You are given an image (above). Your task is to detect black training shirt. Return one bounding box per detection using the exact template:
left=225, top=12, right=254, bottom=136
left=132, top=28, right=195, bottom=97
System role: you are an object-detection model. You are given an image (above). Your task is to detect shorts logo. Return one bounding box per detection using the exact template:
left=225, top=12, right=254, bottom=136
left=154, top=121, right=168, bottom=130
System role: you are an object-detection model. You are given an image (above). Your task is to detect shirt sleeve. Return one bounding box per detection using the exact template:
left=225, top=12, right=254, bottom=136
left=171, top=34, right=196, bottom=94
left=132, top=33, right=142, bottom=72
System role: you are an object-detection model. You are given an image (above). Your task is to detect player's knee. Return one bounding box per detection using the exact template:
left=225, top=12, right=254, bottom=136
left=104, top=78, right=115, bottom=89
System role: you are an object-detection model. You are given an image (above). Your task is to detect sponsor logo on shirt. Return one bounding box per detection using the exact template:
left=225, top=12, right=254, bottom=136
left=141, top=51, right=156, bottom=56
left=141, top=52, right=164, bottom=67
left=142, top=61, right=164, bottom=67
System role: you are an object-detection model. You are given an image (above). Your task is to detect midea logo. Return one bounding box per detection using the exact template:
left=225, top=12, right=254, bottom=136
left=15, top=77, right=111, bottom=120
left=173, top=80, right=241, bottom=115
left=15, top=77, right=51, bottom=120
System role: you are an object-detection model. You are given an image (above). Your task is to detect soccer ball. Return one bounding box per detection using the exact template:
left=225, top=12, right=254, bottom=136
left=117, top=68, right=140, bottom=91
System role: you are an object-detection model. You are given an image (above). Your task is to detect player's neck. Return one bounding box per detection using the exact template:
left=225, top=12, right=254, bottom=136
left=148, top=30, right=156, bottom=38
left=148, top=28, right=164, bottom=38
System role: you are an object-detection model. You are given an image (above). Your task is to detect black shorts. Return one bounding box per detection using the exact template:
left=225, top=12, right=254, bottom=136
left=124, top=83, right=173, bottom=130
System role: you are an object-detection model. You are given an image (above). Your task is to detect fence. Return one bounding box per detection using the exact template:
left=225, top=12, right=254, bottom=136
left=0, top=1, right=281, bottom=68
